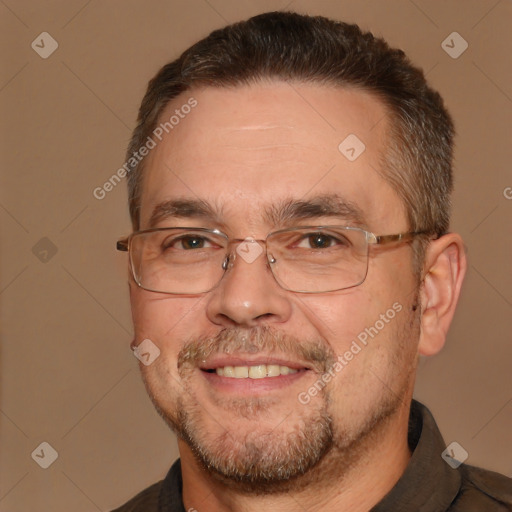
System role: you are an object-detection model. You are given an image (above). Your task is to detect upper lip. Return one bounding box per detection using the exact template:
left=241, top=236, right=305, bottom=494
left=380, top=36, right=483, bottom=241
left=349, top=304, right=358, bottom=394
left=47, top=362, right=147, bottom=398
left=199, top=355, right=313, bottom=371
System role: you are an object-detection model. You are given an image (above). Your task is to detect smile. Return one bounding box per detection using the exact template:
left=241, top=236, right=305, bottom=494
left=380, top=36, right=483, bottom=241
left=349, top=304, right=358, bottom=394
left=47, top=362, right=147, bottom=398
left=212, top=364, right=299, bottom=378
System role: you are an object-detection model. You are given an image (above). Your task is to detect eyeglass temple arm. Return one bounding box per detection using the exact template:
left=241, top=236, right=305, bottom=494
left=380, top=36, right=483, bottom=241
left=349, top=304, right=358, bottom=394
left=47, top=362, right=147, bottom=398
left=116, top=238, right=129, bottom=251
left=373, top=231, right=431, bottom=245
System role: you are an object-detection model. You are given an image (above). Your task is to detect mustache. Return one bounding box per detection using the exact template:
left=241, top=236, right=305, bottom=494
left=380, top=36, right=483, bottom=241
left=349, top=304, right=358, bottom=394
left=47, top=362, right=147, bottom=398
left=177, top=325, right=336, bottom=374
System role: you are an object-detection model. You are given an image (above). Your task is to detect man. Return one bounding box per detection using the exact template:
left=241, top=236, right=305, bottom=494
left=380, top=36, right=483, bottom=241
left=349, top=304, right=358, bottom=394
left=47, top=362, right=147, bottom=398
left=112, top=11, right=512, bottom=512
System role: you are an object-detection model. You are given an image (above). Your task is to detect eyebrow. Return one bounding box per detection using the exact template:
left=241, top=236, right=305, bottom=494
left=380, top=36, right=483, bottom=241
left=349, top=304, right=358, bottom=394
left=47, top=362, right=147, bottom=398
left=264, top=194, right=368, bottom=229
left=148, top=194, right=368, bottom=230
left=148, top=198, right=222, bottom=228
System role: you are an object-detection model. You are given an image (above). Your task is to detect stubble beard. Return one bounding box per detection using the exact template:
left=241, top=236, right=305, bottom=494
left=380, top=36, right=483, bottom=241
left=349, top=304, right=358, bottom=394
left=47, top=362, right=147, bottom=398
left=141, top=305, right=419, bottom=495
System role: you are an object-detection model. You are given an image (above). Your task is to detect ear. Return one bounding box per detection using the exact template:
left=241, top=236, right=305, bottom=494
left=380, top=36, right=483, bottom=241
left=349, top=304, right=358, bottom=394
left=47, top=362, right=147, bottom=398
left=418, top=233, right=467, bottom=356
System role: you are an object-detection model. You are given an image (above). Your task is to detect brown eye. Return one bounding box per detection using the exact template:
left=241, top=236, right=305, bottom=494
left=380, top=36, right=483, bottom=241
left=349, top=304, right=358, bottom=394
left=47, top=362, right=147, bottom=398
left=178, top=236, right=206, bottom=250
left=295, top=232, right=349, bottom=249
left=307, top=234, right=333, bottom=248
left=162, top=235, right=211, bottom=250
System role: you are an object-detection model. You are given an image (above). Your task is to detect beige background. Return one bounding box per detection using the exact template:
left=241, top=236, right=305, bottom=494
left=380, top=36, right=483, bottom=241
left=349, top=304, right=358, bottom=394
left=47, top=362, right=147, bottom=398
left=0, top=0, right=511, bottom=510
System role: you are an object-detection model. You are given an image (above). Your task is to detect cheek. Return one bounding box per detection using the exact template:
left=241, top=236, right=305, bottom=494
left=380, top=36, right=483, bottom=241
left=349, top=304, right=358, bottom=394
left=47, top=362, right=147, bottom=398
left=299, top=288, right=391, bottom=353
left=369, top=249, right=418, bottom=298
left=129, top=286, right=206, bottom=345
left=130, top=291, right=210, bottom=394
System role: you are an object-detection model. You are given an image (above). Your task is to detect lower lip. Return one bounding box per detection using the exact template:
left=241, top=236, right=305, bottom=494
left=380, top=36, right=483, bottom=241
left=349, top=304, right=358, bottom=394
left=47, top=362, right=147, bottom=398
left=201, top=369, right=309, bottom=394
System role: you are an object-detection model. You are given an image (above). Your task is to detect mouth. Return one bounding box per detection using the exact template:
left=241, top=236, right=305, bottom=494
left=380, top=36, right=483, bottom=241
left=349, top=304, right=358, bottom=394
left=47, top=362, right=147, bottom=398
left=198, top=357, right=313, bottom=393
left=206, top=364, right=300, bottom=379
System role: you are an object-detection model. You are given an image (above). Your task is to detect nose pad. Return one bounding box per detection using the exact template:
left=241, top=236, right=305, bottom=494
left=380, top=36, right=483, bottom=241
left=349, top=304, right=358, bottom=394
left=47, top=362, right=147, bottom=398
left=221, top=248, right=274, bottom=272
left=221, top=253, right=236, bottom=271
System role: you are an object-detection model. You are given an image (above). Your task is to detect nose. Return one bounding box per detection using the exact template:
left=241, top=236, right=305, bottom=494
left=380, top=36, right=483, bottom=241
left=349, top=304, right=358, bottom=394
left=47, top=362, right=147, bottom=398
left=205, top=241, right=292, bottom=328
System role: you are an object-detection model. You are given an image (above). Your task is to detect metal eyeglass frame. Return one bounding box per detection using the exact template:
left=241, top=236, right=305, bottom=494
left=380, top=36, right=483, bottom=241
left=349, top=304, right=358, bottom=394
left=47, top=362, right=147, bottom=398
left=116, top=226, right=431, bottom=294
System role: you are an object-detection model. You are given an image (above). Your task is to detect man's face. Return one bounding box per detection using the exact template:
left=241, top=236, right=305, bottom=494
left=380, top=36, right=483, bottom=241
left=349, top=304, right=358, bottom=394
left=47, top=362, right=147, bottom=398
left=130, top=82, right=421, bottom=490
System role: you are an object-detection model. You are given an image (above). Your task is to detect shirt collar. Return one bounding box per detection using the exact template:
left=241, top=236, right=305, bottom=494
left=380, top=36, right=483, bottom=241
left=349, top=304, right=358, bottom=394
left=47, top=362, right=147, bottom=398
left=371, top=399, right=461, bottom=511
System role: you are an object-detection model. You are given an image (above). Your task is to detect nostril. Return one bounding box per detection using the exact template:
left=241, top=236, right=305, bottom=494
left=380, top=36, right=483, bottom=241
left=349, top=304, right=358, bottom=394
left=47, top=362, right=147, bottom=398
left=255, top=313, right=273, bottom=321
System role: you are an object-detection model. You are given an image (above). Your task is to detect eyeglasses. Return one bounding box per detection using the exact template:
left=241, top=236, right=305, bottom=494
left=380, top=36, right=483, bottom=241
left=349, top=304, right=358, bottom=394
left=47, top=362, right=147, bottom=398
left=116, top=226, right=429, bottom=294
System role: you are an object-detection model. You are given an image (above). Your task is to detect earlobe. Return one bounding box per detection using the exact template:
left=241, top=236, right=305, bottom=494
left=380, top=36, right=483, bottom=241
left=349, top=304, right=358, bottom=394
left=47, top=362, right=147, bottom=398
left=418, top=234, right=467, bottom=356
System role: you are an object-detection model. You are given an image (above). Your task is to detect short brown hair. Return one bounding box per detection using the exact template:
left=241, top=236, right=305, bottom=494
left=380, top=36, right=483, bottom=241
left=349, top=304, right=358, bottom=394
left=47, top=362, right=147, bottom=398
left=126, top=11, right=454, bottom=266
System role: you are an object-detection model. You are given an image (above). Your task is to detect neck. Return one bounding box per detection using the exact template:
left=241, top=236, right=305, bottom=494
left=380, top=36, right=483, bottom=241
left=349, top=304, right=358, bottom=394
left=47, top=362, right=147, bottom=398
left=180, top=401, right=412, bottom=512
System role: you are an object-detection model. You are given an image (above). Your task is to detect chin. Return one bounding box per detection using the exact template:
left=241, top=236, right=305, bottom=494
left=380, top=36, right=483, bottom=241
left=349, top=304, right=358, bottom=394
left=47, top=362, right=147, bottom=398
left=175, top=398, right=335, bottom=494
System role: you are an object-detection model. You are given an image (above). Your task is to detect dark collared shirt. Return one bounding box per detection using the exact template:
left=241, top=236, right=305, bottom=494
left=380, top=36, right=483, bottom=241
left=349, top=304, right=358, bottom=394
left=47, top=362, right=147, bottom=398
left=111, top=401, right=512, bottom=511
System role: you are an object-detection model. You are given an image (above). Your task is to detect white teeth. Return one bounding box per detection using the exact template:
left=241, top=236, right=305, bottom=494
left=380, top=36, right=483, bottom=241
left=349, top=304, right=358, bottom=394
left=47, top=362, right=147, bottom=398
left=214, top=364, right=299, bottom=378
left=223, top=366, right=235, bottom=377
left=266, top=364, right=281, bottom=377
left=279, top=365, right=298, bottom=375
left=248, top=365, right=267, bottom=379
left=234, top=366, right=249, bottom=378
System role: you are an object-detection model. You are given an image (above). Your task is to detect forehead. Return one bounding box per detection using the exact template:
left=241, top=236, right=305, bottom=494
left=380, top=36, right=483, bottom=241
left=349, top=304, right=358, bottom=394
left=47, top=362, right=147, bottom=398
left=140, top=81, right=406, bottom=233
